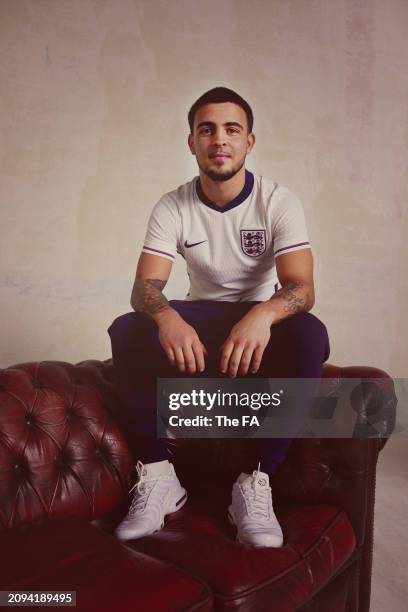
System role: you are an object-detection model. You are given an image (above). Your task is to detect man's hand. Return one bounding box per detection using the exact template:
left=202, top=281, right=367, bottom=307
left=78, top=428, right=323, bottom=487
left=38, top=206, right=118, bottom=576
left=219, top=305, right=274, bottom=378
left=156, top=309, right=208, bottom=374
left=131, top=253, right=207, bottom=374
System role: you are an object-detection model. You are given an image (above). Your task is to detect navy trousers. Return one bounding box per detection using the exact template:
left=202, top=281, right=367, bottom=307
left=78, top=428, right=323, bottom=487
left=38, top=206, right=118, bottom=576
left=108, top=300, right=330, bottom=476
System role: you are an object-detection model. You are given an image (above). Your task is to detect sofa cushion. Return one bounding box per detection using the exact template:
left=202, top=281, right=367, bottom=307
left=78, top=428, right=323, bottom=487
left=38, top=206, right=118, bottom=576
left=126, top=489, right=356, bottom=611
left=0, top=516, right=213, bottom=612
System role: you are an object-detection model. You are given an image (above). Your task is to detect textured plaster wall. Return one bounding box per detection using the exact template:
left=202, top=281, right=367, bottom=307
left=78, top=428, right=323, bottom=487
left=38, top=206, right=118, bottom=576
left=1, top=0, right=407, bottom=376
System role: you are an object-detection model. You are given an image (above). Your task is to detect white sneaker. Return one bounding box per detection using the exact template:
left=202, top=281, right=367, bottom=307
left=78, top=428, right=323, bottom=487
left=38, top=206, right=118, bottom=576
left=228, top=463, right=283, bottom=548
left=115, top=459, right=187, bottom=541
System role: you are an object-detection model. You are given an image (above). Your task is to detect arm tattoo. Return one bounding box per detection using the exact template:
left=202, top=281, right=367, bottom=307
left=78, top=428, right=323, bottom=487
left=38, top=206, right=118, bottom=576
left=131, top=278, right=170, bottom=317
left=276, top=281, right=311, bottom=314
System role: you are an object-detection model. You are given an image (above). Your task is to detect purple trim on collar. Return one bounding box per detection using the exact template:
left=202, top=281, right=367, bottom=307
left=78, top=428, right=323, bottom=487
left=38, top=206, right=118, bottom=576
left=196, top=169, right=254, bottom=213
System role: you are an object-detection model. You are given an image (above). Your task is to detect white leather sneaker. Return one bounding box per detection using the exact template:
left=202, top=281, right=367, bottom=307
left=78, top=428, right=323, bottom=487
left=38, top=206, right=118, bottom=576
left=115, top=459, right=187, bottom=541
left=228, top=464, right=283, bottom=547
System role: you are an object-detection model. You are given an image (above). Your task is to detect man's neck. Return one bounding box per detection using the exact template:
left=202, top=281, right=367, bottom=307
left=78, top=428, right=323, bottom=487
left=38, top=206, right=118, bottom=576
left=199, top=167, right=246, bottom=208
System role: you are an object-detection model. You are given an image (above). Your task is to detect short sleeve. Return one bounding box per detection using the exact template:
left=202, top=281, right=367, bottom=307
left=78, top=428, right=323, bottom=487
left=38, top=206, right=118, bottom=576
left=271, top=188, right=311, bottom=258
left=142, top=195, right=180, bottom=262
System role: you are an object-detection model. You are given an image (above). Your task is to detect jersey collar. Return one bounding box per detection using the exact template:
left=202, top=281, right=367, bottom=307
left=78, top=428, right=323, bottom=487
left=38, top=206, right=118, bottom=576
left=195, top=169, right=254, bottom=213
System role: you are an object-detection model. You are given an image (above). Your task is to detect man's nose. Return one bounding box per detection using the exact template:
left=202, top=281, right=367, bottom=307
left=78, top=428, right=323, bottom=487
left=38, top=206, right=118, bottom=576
left=212, top=128, right=227, bottom=145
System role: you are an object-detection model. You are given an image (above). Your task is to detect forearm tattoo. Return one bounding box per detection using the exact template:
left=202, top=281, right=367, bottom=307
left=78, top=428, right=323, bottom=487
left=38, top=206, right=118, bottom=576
left=276, top=281, right=311, bottom=314
left=131, top=278, right=170, bottom=317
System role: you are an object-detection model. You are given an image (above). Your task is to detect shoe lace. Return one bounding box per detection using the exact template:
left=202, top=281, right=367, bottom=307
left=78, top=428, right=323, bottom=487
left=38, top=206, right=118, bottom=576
left=128, top=460, right=157, bottom=514
left=242, top=462, right=271, bottom=519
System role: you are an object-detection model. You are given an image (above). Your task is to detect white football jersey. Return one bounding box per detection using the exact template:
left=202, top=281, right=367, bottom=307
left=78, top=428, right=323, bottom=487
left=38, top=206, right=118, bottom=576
left=142, top=170, right=310, bottom=302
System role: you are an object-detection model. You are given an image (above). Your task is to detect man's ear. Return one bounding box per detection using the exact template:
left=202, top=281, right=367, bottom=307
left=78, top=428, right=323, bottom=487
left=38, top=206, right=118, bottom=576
left=247, top=132, right=256, bottom=154
left=188, top=133, right=196, bottom=155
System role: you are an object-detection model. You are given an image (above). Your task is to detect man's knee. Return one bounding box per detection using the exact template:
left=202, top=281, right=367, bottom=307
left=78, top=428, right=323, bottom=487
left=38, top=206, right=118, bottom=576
left=289, top=311, right=328, bottom=338
left=108, top=311, right=154, bottom=343
left=108, top=311, right=167, bottom=367
left=278, top=312, right=330, bottom=360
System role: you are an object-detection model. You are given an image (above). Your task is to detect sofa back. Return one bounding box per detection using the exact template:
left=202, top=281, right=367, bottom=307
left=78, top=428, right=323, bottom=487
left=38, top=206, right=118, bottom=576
left=0, top=359, right=396, bottom=543
left=0, top=361, right=133, bottom=531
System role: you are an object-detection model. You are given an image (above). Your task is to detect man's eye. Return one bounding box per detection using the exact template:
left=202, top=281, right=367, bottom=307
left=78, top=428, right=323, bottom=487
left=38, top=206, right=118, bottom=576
left=228, top=128, right=239, bottom=134
left=200, top=128, right=212, bottom=134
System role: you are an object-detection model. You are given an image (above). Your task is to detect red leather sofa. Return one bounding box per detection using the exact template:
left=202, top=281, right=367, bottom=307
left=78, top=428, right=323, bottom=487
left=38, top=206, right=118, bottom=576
left=0, top=360, right=396, bottom=611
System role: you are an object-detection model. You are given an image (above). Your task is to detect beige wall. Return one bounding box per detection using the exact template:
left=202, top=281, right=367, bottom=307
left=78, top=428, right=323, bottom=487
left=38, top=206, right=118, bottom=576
left=1, top=0, right=407, bottom=376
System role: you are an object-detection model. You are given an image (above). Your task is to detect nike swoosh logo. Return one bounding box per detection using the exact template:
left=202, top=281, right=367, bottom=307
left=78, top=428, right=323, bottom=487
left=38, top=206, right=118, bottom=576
left=184, top=240, right=207, bottom=248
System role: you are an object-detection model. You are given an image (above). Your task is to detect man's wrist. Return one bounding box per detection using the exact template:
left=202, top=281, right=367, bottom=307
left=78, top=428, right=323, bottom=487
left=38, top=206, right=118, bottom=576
left=152, top=306, right=178, bottom=326
left=252, top=302, right=278, bottom=326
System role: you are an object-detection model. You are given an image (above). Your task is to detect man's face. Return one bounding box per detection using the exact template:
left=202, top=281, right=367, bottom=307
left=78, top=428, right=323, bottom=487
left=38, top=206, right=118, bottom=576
left=188, top=102, right=255, bottom=182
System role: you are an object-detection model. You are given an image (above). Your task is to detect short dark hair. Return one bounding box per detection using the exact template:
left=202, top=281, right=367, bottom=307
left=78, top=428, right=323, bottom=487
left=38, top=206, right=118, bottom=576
left=188, top=87, right=254, bottom=133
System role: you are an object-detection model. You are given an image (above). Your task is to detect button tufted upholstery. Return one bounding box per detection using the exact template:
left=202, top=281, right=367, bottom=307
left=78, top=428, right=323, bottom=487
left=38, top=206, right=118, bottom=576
left=0, top=359, right=396, bottom=612
left=0, top=361, right=134, bottom=530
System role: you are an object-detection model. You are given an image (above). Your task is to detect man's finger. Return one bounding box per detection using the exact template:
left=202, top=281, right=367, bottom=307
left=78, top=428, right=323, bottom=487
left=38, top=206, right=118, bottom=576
left=227, top=344, right=245, bottom=378
left=174, top=346, right=186, bottom=373
left=183, top=343, right=197, bottom=374
left=238, top=345, right=255, bottom=376
left=250, top=346, right=264, bottom=374
left=192, top=339, right=205, bottom=372
left=164, top=345, right=176, bottom=367
left=219, top=339, right=234, bottom=373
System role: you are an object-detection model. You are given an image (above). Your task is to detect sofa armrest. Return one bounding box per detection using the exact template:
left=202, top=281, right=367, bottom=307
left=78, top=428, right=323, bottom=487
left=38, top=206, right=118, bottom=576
left=0, top=360, right=134, bottom=531
left=272, top=365, right=397, bottom=546
left=271, top=365, right=397, bottom=612
left=321, top=364, right=397, bottom=449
